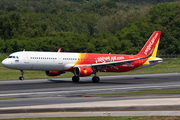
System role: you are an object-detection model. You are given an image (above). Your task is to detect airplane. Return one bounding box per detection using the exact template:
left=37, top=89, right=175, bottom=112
left=1, top=31, right=163, bottom=83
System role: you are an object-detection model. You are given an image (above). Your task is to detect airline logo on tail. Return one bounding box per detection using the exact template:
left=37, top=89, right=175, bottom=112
left=144, top=32, right=159, bottom=55
left=137, top=31, right=161, bottom=57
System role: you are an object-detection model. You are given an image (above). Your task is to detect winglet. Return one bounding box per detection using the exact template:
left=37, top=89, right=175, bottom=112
left=137, top=31, right=161, bottom=57
left=58, top=48, right=61, bottom=52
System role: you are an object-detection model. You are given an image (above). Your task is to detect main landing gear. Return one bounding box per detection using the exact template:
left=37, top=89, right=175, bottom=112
left=19, top=70, right=24, bottom=80
left=72, top=76, right=100, bottom=83
left=92, top=72, right=100, bottom=83
left=72, top=76, right=79, bottom=82
left=92, top=76, right=100, bottom=83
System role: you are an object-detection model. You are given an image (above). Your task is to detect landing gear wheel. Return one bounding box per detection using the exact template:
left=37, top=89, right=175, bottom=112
left=72, top=76, right=79, bottom=82
left=19, top=70, right=25, bottom=81
left=92, top=76, right=100, bottom=83
left=19, top=77, right=24, bottom=80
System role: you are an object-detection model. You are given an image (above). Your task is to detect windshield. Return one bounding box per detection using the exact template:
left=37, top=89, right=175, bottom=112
left=8, top=56, right=19, bottom=59
left=8, top=56, right=13, bottom=58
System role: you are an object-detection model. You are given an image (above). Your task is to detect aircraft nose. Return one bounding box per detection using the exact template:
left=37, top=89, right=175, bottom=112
left=2, top=59, right=9, bottom=67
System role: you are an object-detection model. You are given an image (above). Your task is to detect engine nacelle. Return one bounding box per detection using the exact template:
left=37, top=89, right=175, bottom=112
left=45, top=71, right=62, bottom=76
left=74, top=66, right=93, bottom=77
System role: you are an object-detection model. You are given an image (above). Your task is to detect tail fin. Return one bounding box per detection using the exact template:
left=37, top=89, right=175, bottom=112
left=137, top=31, right=161, bottom=57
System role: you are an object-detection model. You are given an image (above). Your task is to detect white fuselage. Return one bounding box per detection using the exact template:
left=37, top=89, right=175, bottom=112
left=2, top=51, right=78, bottom=71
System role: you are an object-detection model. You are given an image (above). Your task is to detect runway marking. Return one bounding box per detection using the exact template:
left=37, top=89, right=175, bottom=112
left=1, top=84, right=180, bottom=97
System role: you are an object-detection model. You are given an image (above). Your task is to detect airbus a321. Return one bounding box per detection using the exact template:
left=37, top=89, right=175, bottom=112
left=2, top=31, right=163, bottom=83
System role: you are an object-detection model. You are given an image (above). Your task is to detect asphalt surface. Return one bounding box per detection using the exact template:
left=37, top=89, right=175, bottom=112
left=1, top=73, right=180, bottom=118
left=1, top=73, right=180, bottom=97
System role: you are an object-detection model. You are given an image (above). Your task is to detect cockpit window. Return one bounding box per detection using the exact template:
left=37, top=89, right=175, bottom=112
left=8, top=56, right=19, bottom=59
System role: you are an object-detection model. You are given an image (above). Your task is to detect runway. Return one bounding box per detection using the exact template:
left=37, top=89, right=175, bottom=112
left=1, top=73, right=180, bottom=98
left=1, top=73, right=180, bottom=118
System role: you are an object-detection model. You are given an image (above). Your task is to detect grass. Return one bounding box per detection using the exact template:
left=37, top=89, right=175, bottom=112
left=1, top=117, right=180, bottom=120
left=1, top=54, right=180, bottom=81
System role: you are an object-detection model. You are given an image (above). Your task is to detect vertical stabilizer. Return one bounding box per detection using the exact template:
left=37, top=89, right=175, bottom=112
left=137, top=31, right=161, bottom=57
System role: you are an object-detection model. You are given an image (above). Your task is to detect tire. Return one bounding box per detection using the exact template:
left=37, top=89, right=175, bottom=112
left=72, top=76, right=79, bottom=82
left=92, top=76, right=100, bottom=83
left=19, top=77, right=24, bottom=80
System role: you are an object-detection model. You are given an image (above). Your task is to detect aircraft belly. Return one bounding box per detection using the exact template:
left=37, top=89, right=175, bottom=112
left=14, top=61, right=64, bottom=71
left=11, top=63, right=32, bottom=70
left=30, top=63, right=64, bottom=71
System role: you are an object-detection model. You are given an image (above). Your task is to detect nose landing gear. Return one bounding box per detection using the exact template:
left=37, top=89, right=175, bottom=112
left=19, top=70, right=24, bottom=80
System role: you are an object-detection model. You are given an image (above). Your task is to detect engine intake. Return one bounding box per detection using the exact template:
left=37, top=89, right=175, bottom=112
left=45, top=71, right=62, bottom=76
left=74, top=66, right=93, bottom=77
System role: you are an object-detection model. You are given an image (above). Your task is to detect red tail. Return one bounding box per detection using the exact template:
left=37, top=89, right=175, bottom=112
left=137, top=31, right=161, bottom=57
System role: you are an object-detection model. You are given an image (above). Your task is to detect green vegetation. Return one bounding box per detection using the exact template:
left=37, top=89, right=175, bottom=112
left=1, top=116, right=180, bottom=120
left=0, top=1, right=180, bottom=54
left=98, top=88, right=180, bottom=95
left=1, top=1, right=180, bottom=80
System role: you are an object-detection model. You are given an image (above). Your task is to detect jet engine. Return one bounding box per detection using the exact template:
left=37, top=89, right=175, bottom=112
left=45, top=71, right=62, bottom=76
left=74, top=66, right=93, bottom=77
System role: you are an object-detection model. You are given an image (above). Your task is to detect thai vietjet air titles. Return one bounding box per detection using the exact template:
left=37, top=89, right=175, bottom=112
left=2, top=31, right=163, bottom=83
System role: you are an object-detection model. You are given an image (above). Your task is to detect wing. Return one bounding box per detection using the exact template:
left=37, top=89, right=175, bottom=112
left=74, top=55, right=150, bottom=71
